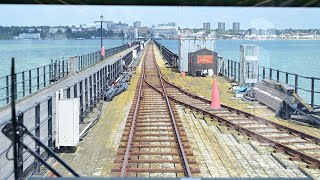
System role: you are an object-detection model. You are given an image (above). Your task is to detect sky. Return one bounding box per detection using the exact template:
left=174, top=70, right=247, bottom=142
left=0, top=5, right=319, bottom=29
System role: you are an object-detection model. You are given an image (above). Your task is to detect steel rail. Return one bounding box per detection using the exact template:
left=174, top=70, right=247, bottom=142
left=149, top=48, right=192, bottom=177
left=166, top=96, right=320, bottom=168
left=146, top=44, right=320, bottom=168
left=161, top=77, right=320, bottom=144
left=145, top=78, right=320, bottom=169
left=116, top=43, right=197, bottom=177
left=120, top=48, right=145, bottom=177
left=148, top=78, right=320, bottom=168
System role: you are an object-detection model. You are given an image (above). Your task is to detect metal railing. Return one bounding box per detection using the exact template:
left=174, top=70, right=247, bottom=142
left=219, top=57, right=241, bottom=83
left=0, top=43, right=137, bottom=108
left=77, top=44, right=130, bottom=71
left=259, top=66, right=320, bottom=107
left=218, top=58, right=320, bottom=107
left=0, top=44, right=142, bottom=179
left=154, top=40, right=178, bottom=67
left=0, top=59, right=68, bottom=106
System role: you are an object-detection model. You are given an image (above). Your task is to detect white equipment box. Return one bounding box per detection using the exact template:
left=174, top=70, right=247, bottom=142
left=132, top=49, right=137, bottom=59
left=57, top=98, right=80, bottom=147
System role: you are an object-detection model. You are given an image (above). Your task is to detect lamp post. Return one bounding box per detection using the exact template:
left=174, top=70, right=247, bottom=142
left=94, top=15, right=107, bottom=49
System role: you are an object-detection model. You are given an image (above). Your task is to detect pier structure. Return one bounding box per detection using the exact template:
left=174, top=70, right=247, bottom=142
left=1, top=40, right=320, bottom=179
left=0, top=42, right=143, bottom=179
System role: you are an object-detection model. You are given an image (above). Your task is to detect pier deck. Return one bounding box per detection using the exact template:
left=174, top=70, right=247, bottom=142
left=0, top=45, right=138, bottom=179
left=50, top=46, right=144, bottom=177
left=156, top=52, right=320, bottom=138
left=51, top=43, right=320, bottom=178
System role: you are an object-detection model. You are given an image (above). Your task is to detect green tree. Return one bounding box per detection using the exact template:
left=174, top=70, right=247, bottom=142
left=106, top=30, right=114, bottom=37
left=66, top=27, right=72, bottom=34
left=66, top=27, right=72, bottom=38
left=96, top=28, right=107, bottom=37
left=32, top=29, right=40, bottom=33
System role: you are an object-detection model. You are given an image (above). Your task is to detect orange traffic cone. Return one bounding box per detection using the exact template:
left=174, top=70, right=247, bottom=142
left=181, top=71, right=186, bottom=77
left=211, top=78, right=221, bottom=109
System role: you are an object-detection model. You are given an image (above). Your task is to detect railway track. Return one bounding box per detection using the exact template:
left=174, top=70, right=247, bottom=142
left=112, top=43, right=200, bottom=177
left=113, top=42, right=320, bottom=178
left=159, top=63, right=320, bottom=170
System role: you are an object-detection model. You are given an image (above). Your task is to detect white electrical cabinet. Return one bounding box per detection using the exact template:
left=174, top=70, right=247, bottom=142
left=57, top=98, right=80, bottom=147
left=132, top=49, right=137, bottom=59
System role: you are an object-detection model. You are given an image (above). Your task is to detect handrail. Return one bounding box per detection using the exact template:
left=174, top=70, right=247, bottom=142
left=0, top=44, right=142, bottom=179
left=0, top=42, right=137, bottom=107
left=219, top=58, right=320, bottom=107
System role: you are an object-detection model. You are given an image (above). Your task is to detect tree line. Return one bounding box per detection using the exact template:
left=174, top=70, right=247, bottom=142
left=0, top=26, right=124, bottom=40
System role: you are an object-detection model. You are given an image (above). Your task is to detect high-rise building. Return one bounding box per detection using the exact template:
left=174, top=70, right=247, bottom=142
left=133, top=21, right=141, bottom=28
left=203, top=22, right=210, bottom=31
left=218, top=22, right=225, bottom=31
left=233, top=22, right=240, bottom=31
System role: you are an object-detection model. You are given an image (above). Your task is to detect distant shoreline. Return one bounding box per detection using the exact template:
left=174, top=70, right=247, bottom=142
left=220, top=38, right=320, bottom=41
left=1, top=38, right=320, bottom=41
left=0, top=38, right=133, bottom=41
left=158, top=38, right=320, bottom=41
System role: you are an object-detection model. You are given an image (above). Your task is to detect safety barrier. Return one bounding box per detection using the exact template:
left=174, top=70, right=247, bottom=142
left=0, top=43, right=138, bottom=108
left=0, top=43, right=143, bottom=179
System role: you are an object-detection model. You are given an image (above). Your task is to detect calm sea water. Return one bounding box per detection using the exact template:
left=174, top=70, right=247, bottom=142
left=0, top=39, right=131, bottom=106
left=0, top=39, right=319, bottom=105
left=159, top=39, right=320, bottom=78
left=158, top=39, right=320, bottom=105
left=0, top=39, right=131, bottom=77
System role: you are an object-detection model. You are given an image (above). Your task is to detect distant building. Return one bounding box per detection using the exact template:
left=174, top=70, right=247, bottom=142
left=154, top=23, right=178, bottom=38
left=49, top=27, right=66, bottom=34
left=14, top=33, right=41, bottom=40
left=137, top=26, right=150, bottom=37
left=133, top=21, right=141, bottom=28
left=86, top=27, right=97, bottom=31
left=168, top=22, right=176, bottom=26
left=106, top=21, right=114, bottom=29
left=112, top=22, right=129, bottom=29
left=27, top=28, right=34, bottom=33
left=134, top=28, right=138, bottom=39
left=266, top=28, right=276, bottom=35
left=71, top=27, right=80, bottom=32
left=203, top=22, right=210, bottom=31
left=248, top=28, right=258, bottom=35
left=232, top=22, right=240, bottom=31
left=218, top=22, right=225, bottom=31
left=179, top=28, right=194, bottom=37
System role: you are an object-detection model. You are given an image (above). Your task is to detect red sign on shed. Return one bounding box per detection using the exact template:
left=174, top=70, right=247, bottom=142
left=197, top=55, right=213, bottom=64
